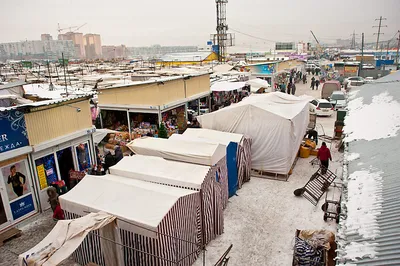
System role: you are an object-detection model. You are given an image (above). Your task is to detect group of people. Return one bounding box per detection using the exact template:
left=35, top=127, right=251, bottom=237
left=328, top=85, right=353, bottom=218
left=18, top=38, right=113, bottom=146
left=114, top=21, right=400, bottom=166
left=306, top=67, right=321, bottom=76
left=310, top=76, right=321, bottom=90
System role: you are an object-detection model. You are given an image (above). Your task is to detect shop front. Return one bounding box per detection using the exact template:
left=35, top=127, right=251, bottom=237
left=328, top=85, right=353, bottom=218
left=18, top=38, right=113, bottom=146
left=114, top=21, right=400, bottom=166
left=30, top=131, right=95, bottom=211
left=0, top=109, right=38, bottom=232
left=23, top=96, right=95, bottom=211
left=97, top=74, right=211, bottom=140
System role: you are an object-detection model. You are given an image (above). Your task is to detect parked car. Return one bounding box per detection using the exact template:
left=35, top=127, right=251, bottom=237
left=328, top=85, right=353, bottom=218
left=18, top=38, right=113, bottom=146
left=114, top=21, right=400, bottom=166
left=309, top=99, right=334, bottom=117
left=344, top=76, right=365, bottom=87
left=305, top=63, right=320, bottom=71
left=328, top=91, right=346, bottom=110
left=321, top=80, right=341, bottom=99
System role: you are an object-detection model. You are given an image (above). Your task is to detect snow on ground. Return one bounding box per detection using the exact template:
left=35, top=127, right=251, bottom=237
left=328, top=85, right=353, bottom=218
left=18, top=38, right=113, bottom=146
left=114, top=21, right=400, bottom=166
left=194, top=75, right=342, bottom=266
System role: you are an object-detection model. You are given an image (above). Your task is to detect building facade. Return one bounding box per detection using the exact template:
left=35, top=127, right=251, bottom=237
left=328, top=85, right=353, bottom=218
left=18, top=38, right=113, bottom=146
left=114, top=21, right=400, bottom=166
left=84, top=34, right=102, bottom=59
left=0, top=40, right=76, bottom=60
left=102, top=45, right=127, bottom=59
left=58, top=32, right=85, bottom=59
left=40, top=34, right=52, bottom=41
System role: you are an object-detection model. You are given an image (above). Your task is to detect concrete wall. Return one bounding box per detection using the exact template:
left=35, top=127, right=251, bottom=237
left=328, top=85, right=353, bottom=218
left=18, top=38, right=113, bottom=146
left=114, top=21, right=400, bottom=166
left=25, top=100, right=92, bottom=146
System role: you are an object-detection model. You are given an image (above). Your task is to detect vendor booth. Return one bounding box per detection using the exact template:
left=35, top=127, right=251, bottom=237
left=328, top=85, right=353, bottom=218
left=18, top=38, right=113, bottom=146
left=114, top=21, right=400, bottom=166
left=97, top=74, right=211, bottom=146
left=197, top=92, right=310, bottom=178
left=210, top=81, right=248, bottom=111
left=179, top=128, right=252, bottom=188
left=59, top=175, right=201, bottom=266
left=0, top=109, right=37, bottom=233
left=110, top=155, right=224, bottom=244
left=246, top=78, right=272, bottom=94
left=127, top=137, right=229, bottom=209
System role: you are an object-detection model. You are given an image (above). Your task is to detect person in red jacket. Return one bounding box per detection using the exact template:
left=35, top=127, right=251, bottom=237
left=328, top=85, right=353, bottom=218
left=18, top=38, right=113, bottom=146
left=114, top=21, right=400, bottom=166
left=317, top=142, right=332, bottom=173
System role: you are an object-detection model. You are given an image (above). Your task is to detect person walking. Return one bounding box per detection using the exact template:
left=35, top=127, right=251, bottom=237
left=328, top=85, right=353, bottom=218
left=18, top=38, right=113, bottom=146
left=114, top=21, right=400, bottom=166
left=287, top=83, right=292, bottom=94
left=291, top=83, right=296, bottom=95
left=302, top=74, right=307, bottom=84
left=311, top=68, right=315, bottom=75
left=311, top=77, right=315, bottom=90
left=317, top=142, right=332, bottom=174
left=7, top=165, right=26, bottom=197
left=315, top=79, right=320, bottom=90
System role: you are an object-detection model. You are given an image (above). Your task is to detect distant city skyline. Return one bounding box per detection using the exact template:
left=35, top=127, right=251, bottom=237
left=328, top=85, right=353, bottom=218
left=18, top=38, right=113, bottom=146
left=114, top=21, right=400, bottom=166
left=2, top=0, right=399, bottom=49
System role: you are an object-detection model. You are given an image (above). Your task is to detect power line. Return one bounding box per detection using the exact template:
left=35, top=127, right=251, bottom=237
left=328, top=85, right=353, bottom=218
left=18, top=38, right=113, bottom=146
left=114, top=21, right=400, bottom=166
left=229, top=27, right=276, bottom=43
left=373, top=16, right=387, bottom=49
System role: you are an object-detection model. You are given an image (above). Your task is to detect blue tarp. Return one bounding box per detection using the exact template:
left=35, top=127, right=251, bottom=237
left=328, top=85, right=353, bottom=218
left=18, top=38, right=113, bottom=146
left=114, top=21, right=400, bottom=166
left=226, top=142, right=238, bottom=197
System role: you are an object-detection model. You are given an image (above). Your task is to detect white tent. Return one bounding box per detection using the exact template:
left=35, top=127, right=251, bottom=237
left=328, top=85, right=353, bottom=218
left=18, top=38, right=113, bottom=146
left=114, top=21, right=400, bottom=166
left=93, top=128, right=119, bottom=144
left=246, top=78, right=272, bottom=93
left=197, top=92, right=310, bottom=175
left=60, top=175, right=202, bottom=265
left=109, top=155, right=224, bottom=244
left=127, top=137, right=226, bottom=166
left=182, top=128, right=244, bottom=145
left=210, top=81, right=246, bottom=92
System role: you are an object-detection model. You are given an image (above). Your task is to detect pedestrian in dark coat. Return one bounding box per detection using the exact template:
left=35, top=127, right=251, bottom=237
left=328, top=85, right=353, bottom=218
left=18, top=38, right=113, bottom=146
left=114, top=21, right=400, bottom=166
left=114, top=146, right=124, bottom=163
left=104, top=150, right=116, bottom=173
left=311, top=79, right=315, bottom=90
left=287, top=83, right=292, bottom=94
left=315, top=79, right=320, bottom=89
left=292, top=83, right=296, bottom=95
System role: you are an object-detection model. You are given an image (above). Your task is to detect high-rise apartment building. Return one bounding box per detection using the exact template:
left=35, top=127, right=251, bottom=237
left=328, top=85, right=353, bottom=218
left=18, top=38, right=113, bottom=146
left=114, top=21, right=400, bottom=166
left=84, top=34, right=102, bottom=59
left=41, top=34, right=53, bottom=41
left=102, top=45, right=127, bottom=59
left=58, top=32, right=85, bottom=59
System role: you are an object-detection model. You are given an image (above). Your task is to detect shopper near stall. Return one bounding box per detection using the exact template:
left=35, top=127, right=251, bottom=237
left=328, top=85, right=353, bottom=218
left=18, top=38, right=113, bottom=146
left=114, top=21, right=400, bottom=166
left=317, top=142, right=332, bottom=173
left=292, top=83, right=296, bottom=95
left=315, top=79, right=320, bottom=90
left=104, top=150, right=116, bottom=173
left=287, top=83, right=292, bottom=94
left=7, top=165, right=26, bottom=197
left=302, top=74, right=307, bottom=84
left=114, top=146, right=124, bottom=163
left=311, top=79, right=316, bottom=90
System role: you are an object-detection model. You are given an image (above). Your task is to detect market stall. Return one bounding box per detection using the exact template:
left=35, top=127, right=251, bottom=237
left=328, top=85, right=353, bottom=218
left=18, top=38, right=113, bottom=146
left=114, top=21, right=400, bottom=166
left=110, top=155, right=224, bottom=244
left=59, top=174, right=202, bottom=266
left=180, top=128, right=252, bottom=188
left=127, top=137, right=229, bottom=208
left=197, top=92, right=310, bottom=178
left=210, top=81, right=248, bottom=111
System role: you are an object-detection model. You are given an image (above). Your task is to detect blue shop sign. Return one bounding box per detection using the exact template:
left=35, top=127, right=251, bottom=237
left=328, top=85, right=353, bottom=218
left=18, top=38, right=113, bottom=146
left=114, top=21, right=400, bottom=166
left=10, top=194, right=35, bottom=220
left=0, top=110, right=29, bottom=154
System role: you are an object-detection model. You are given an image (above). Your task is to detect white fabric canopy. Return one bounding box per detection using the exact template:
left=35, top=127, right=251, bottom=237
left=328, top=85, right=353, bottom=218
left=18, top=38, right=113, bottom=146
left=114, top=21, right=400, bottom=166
left=211, top=81, right=246, bottom=92
left=110, top=155, right=210, bottom=190
left=127, top=137, right=226, bottom=166
left=246, top=78, right=272, bottom=93
left=59, top=175, right=197, bottom=235
left=18, top=212, right=116, bottom=266
left=93, top=128, right=119, bottom=144
left=182, top=128, right=243, bottom=145
left=169, top=133, right=227, bottom=148
left=197, top=92, right=310, bottom=174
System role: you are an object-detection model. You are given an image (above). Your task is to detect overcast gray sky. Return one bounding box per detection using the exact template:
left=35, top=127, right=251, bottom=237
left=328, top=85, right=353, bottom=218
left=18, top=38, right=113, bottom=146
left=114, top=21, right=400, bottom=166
left=2, top=0, right=399, bottom=49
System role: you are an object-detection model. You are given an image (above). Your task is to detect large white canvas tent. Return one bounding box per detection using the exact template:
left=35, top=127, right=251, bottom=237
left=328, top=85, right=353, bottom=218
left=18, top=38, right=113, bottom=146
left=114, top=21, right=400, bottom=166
left=180, top=128, right=252, bottom=187
left=127, top=137, right=229, bottom=208
left=246, top=78, right=272, bottom=93
left=59, top=175, right=202, bottom=266
left=110, top=155, right=224, bottom=244
left=197, top=92, right=310, bottom=175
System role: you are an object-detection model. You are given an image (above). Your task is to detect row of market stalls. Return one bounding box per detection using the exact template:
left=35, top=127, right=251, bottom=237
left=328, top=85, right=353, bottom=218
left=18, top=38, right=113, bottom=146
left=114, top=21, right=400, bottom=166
left=0, top=95, right=97, bottom=232
left=96, top=73, right=212, bottom=152
left=20, top=128, right=252, bottom=266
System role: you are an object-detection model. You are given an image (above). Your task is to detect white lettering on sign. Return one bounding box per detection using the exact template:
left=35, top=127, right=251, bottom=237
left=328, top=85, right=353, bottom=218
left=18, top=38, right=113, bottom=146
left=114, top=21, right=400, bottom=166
left=0, top=134, right=8, bottom=142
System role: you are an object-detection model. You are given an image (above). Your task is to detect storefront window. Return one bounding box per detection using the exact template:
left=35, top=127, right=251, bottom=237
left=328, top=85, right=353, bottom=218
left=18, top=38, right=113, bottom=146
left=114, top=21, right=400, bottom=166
left=129, top=112, right=158, bottom=139
left=35, top=154, right=58, bottom=190
left=76, top=143, right=91, bottom=171
left=57, top=147, right=75, bottom=186
left=162, top=105, right=186, bottom=134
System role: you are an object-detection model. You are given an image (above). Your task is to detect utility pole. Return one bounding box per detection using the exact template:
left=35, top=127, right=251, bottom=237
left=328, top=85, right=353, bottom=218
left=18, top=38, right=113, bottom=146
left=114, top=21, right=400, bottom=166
left=373, top=16, right=387, bottom=50
left=396, top=30, right=400, bottom=70
left=358, top=33, right=364, bottom=77
left=62, top=52, right=68, bottom=97
left=47, top=61, right=54, bottom=91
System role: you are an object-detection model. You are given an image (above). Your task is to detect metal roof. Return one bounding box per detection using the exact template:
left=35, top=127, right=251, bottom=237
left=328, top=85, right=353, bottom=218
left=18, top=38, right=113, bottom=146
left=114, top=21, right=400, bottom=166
left=161, top=51, right=214, bottom=62
left=337, top=71, right=400, bottom=265
left=0, top=80, right=27, bottom=90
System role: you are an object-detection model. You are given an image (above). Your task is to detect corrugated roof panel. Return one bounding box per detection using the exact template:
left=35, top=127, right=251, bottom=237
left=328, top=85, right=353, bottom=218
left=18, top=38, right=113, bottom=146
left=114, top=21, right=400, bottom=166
left=337, top=71, right=400, bottom=265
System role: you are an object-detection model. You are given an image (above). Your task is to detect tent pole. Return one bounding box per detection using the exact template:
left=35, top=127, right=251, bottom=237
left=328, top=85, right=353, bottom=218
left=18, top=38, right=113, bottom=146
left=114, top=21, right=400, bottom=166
left=200, top=189, right=207, bottom=266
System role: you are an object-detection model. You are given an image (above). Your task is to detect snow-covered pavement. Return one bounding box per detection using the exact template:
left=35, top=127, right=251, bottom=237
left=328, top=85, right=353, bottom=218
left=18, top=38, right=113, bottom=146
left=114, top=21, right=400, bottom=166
left=193, top=75, right=342, bottom=266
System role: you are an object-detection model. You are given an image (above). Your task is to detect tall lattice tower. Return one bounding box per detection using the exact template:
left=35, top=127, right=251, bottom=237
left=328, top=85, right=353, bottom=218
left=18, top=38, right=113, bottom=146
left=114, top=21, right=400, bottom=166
left=211, top=0, right=234, bottom=62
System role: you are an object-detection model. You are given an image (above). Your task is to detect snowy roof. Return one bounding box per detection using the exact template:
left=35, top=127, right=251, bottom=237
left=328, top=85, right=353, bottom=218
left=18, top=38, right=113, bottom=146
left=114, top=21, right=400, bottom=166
left=161, top=52, right=214, bottom=62
left=337, top=71, right=400, bottom=265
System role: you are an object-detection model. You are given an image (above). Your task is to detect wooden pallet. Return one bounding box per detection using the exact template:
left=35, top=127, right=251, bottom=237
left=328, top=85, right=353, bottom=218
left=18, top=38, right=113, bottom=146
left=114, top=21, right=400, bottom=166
left=302, top=167, right=337, bottom=206
left=251, top=156, right=299, bottom=182
left=0, top=227, right=22, bottom=247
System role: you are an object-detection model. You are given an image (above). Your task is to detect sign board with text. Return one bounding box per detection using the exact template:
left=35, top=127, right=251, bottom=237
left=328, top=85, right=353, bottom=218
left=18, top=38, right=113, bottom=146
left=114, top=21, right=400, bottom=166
left=0, top=110, right=29, bottom=154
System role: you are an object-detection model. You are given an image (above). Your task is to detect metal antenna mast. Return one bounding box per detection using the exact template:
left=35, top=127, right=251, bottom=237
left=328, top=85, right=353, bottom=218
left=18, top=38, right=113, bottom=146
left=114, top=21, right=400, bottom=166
left=373, top=16, right=387, bottom=50
left=211, top=0, right=234, bottom=62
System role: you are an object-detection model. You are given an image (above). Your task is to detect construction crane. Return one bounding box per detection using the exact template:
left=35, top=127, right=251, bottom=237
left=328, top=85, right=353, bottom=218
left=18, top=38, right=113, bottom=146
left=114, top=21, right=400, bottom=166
left=57, top=23, right=87, bottom=34
left=310, top=30, right=323, bottom=55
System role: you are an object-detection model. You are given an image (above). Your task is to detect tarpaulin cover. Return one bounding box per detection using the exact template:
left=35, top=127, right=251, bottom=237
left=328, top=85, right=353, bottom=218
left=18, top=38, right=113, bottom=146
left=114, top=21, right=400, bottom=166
left=59, top=175, right=197, bottom=235
left=110, top=155, right=211, bottom=190
left=246, top=78, right=272, bottom=93
left=127, top=137, right=226, bottom=166
left=197, top=92, right=310, bottom=175
left=182, top=128, right=244, bottom=145
left=18, top=212, right=116, bottom=266
left=211, top=81, right=246, bottom=92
